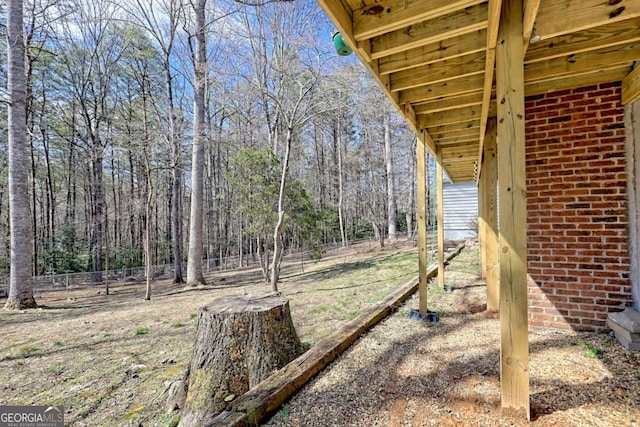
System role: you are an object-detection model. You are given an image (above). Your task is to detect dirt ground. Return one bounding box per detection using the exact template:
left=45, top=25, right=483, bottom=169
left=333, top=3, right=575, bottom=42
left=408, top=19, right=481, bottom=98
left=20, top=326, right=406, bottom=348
left=1, top=240, right=639, bottom=427
left=267, top=246, right=640, bottom=427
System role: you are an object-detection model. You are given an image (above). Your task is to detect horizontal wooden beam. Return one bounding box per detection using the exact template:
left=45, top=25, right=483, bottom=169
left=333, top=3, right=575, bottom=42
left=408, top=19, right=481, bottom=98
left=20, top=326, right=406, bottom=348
left=354, top=0, right=485, bottom=41
left=436, top=137, right=478, bottom=147
left=535, top=0, right=640, bottom=41
left=442, top=145, right=479, bottom=157
left=379, top=30, right=487, bottom=75
left=419, top=105, right=482, bottom=127
left=370, top=3, right=488, bottom=59
left=622, top=64, right=640, bottom=105
left=390, top=51, right=486, bottom=92
left=430, top=125, right=481, bottom=140
left=413, top=92, right=484, bottom=115
left=524, top=67, right=630, bottom=97
left=524, top=42, right=639, bottom=84
left=399, top=74, right=485, bottom=104
left=525, top=18, right=640, bottom=64
left=427, top=120, right=481, bottom=135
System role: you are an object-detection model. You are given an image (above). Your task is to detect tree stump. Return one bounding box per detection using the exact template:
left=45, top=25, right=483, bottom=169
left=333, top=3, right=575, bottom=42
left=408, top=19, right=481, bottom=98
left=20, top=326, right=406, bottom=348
left=177, top=293, right=303, bottom=427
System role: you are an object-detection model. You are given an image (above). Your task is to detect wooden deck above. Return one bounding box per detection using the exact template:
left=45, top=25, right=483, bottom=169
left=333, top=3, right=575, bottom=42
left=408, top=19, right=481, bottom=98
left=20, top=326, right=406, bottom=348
left=317, top=0, right=640, bottom=183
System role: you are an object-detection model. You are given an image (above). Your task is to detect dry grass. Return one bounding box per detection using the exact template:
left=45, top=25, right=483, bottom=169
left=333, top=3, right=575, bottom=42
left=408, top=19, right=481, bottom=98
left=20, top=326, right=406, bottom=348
left=0, top=239, right=419, bottom=426
left=1, top=240, right=638, bottom=427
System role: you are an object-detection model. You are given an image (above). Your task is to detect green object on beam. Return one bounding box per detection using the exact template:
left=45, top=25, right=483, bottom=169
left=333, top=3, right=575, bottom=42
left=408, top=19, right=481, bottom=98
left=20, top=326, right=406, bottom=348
left=332, top=32, right=353, bottom=56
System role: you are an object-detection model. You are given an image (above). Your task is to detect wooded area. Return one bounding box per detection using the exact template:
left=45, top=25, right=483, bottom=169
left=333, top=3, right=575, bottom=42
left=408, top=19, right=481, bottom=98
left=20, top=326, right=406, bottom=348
left=1, top=0, right=436, bottom=306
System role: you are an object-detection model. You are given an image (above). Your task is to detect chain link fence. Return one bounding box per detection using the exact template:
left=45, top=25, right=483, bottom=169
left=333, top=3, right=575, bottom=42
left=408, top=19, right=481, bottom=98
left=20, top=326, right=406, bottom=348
left=0, top=237, right=375, bottom=297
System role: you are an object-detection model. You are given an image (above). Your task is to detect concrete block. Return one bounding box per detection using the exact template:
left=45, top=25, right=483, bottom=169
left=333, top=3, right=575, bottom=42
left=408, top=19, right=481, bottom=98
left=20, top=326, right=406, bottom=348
left=607, top=308, right=640, bottom=351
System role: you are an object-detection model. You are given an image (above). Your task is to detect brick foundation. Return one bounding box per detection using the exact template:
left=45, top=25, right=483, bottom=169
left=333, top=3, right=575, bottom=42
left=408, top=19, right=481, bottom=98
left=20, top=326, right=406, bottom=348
left=526, top=83, right=632, bottom=331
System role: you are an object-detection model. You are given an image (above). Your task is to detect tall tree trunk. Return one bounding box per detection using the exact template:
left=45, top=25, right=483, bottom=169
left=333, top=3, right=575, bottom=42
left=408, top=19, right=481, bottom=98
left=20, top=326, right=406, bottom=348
left=336, top=120, right=346, bottom=247
left=91, top=147, right=104, bottom=283
left=186, top=0, right=207, bottom=286
left=5, top=0, right=37, bottom=309
left=170, top=106, right=184, bottom=284
left=269, top=127, right=292, bottom=292
left=407, top=137, right=417, bottom=239
left=144, top=173, right=155, bottom=300
left=384, top=114, right=397, bottom=243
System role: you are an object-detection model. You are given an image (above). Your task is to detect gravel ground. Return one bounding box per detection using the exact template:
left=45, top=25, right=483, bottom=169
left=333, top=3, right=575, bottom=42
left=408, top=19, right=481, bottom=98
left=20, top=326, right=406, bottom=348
left=266, top=250, right=640, bottom=427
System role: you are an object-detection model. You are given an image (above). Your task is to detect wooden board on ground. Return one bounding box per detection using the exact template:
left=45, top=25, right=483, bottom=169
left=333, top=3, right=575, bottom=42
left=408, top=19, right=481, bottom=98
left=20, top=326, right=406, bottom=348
left=209, top=242, right=466, bottom=427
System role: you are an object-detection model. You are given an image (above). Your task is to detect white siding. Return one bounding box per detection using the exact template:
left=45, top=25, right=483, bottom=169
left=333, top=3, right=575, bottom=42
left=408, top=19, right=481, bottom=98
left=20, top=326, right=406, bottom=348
left=442, top=182, right=478, bottom=240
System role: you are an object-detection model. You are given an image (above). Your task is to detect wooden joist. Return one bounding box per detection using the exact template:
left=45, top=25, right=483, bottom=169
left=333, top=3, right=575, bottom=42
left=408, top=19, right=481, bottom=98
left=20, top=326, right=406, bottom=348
left=525, top=18, right=640, bottom=64
left=399, top=74, right=485, bottom=104
left=623, top=64, right=640, bottom=105
left=354, top=0, right=485, bottom=41
left=419, top=106, right=482, bottom=128
left=379, top=30, right=487, bottom=75
left=390, top=51, right=487, bottom=92
left=535, top=0, right=640, bottom=41
left=370, top=3, right=489, bottom=59
left=524, top=41, right=639, bottom=84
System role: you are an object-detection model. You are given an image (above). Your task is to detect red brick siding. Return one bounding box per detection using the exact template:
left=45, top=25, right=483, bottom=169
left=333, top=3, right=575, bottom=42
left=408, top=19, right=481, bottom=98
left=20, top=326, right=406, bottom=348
left=526, top=83, right=632, bottom=332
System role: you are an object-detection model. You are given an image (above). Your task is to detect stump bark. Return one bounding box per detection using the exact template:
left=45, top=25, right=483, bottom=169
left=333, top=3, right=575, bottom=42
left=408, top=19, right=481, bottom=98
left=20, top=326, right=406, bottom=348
left=177, top=293, right=303, bottom=427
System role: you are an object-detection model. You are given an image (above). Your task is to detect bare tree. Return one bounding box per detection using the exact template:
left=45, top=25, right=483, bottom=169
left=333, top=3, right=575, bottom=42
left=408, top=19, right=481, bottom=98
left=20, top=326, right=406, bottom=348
left=124, top=0, right=186, bottom=284
left=238, top=0, right=335, bottom=291
left=5, top=0, right=37, bottom=308
left=384, top=113, right=397, bottom=243
left=186, top=0, right=207, bottom=286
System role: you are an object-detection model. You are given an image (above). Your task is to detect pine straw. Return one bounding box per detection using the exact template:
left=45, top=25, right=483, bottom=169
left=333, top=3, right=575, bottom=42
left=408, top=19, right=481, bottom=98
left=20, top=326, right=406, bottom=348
left=266, top=253, right=640, bottom=427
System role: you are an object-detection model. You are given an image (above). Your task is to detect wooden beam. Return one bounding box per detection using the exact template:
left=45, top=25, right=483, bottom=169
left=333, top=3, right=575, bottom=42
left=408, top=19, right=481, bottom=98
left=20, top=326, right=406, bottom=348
left=436, top=140, right=478, bottom=150
left=417, top=133, right=429, bottom=317
left=427, top=122, right=481, bottom=140
left=354, top=0, right=485, bottom=41
left=399, top=74, right=485, bottom=104
left=625, top=98, right=640, bottom=309
left=420, top=106, right=482, bottom=127
left=379, top=30, right=487, bottom=75
left=524, top=66, right=629, bottom=97
left=412, top=93, right=484, bottom=115
left=535, top=0, right=640, bottom=41
left=525, top=18, right=640, bottom=64
left=436, top=147, right=445, bottom=289
left=441, top=145, right=479, bottom=158
left=370, top=3, right=489, bottom=59
left=390, top=51, right=487, bottom=92
left=479, top=118, right=499, bottom=311
left=430, top=125, right=481, bottom=140
left=522, top=0, right=541, bottom=53
left=524, top=42, right=639, bottom=84
left=496, top=0, right=529, bottom=419
left=623, top=64, right=640, bottom=105
left=477, top=0, right=501, bottom=181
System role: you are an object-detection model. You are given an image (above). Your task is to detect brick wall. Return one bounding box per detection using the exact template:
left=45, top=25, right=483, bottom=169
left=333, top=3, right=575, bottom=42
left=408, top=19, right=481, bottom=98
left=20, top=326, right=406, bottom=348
left=526, top=82, right=632, bottom=331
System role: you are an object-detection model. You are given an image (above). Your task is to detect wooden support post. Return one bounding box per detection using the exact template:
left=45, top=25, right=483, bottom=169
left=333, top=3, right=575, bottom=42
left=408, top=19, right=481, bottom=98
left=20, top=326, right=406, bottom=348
left=417, top=134, right=428, bottom=317
left=626, top=97, right=640, bottom=310
left=479, top=118, right=499, bottom=311
left=436, top=147, right=445, bottom=289
left=496, top=0, right=529, bottom=419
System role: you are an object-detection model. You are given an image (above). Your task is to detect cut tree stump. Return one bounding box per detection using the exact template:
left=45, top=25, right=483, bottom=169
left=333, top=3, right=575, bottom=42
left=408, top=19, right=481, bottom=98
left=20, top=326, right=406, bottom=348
left=176, top=293, right=303, bottom=426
